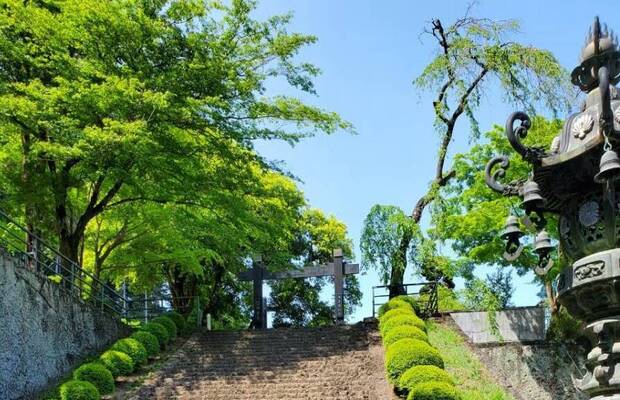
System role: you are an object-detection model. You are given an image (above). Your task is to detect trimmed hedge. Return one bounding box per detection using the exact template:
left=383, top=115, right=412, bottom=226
left=131, top=331, right=160, bottom=357
left=165, top=311, right=187, bottom=334
left=111, top=338, right=148, bottom=366
left=141, top=322, right=170, bottom=348
left=378, top=298, right=414, bottom=318
left=383, top=325, right=428, bottom=347
left=391, top=295, right=420, bottom=314
left=59, top=380, right=100, bottom=400
left=380, top=314, right=426, bottom=336
left=379, top=308, right=416, bottom=324
left=100, top=350, right=134, bottom=377
left=73, top=362, right=114, bottom=394
left=385, top=338, right=444, bottom=384
left=406, top=381, right=460, bottom=400
left=152, top=316, right=178, bottom=339
left=398, top=365, right=453, bottom=392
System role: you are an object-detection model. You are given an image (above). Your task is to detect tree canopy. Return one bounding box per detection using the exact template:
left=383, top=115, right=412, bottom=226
left=0, top=0, right=356, bottom=327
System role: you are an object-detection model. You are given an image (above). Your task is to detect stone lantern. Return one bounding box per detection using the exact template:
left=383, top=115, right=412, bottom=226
left=485, top=17, right=620, bottom=399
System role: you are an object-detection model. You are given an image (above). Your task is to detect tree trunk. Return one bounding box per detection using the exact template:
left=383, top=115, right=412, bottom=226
left=58, top=233, right=81, bottom=290
left=545, top=280, right=558, bottom=316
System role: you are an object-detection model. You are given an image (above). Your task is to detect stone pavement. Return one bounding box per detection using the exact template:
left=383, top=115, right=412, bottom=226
left=127, top=323, right=394, bottom=400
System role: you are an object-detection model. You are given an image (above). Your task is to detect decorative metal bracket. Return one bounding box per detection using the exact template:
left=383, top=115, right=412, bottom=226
left=506, top=112, right=547, bottom=164
left=484, top=155, right=523, bottom=196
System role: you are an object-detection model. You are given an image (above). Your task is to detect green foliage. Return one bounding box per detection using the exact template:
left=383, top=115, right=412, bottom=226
left=151, top=316, right=178, bottom=339
left=426, top=322, right=512, bottom=399
left=0, top=0, right=352, bottom=332
left=99, top=350, right=134, bottom=377
left=73, top=363, right=114, bottom=395
left=383, top=325, right=429, bottom=347
left=361, top=205, right=421, bottom=284
left=391, top=295, right=420, bottom=314
left=111, top=338, right=148, bottom=366
left=380, top=314, right=426, bottom=336
left=546, top=307, right=584, bottom=343
left=378, top=299, right=414, bottom=318
left=385, top=338, right=444, bottom=384
left=406, top=381, right=460, bottom=400
left=131, top=331, right=160, bottom=357
left=59, top=380, right=100, bottom=400
left=165, top=312, right=187, bottom=335
left=141, top=322, right=170, bottom=348
left=269, top=208, right=361, bottom=327
left=399, top=365, right=454, bottom=392
left=379, top=308, right=416, bottom=325
left=430, top=117, right=564, bottom=285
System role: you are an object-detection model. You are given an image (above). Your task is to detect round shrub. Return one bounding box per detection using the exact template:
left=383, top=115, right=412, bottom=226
left=111, top=338, right=148, bottom=366
left=383, top=325, right=428, bottom=347
left=73, top=362, right=114, bottom=394
left=392, top=295, right=420, bottom=313
left=380, top=314, right=426, bottom=336
left=99, top=350, right=134, bottom=377
left=152, top=316, right=177, bottom=339
left=141, top=322, right=170, bottom=348
left=398, top=365, right=453, bottom=392
left=165, top=311, right=187, bottom=334
left=131, top=331, right=160, bottom=357
left=380, top=308, right=415, bottom=324
left=59, top=380, right=100, bottom=400
left=378, top=298, right=414, bottom=317
left=385, top=338, right=444, bottom=384
left=407, top=381, right=460, bottom=400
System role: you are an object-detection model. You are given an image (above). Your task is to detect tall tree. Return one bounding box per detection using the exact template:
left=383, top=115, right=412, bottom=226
left=430, top=117, right=563, bottom=313
left=362, top=12, right=569, bottom=296
left=0, top=0, right=350, bottom=282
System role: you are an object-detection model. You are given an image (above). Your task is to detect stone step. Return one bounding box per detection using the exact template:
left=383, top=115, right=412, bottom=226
left=127, top=322, right=393, bottom=400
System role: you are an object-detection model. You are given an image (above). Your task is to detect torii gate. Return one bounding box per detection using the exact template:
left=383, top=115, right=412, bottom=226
left=238, top=249, right=359, bottom=329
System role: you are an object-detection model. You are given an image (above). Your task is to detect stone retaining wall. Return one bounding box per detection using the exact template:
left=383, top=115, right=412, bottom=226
left=0, top=253, right=130, bottom=399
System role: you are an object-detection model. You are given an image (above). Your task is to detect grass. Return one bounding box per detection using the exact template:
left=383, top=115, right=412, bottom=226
left=426, top=320, right=514, bottom=400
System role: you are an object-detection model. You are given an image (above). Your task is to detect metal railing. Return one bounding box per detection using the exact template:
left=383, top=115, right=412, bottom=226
left=124, top=294, right=198, bottom=323
left=372, top=282, right=439, bottom=318
left=0, top=209, right=127, bottom=317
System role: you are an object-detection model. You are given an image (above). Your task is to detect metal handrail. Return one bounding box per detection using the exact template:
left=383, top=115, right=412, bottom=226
left=0, top=209, right=127, bottom=317
left=372, top=282, right=439, bottom=318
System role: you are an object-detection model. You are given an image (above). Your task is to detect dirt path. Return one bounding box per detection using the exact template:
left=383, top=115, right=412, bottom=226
left=124, top=323, right=395, bottom=400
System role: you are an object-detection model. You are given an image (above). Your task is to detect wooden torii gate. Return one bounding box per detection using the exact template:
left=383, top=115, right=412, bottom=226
left=238, top=249, right=359, bottom=329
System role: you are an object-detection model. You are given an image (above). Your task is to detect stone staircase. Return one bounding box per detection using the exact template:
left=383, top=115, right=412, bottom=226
left=128, top=322, right=394, bottom=400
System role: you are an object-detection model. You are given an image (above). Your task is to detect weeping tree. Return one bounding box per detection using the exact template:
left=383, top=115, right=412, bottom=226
left=362, top=12, right=571, bottom=297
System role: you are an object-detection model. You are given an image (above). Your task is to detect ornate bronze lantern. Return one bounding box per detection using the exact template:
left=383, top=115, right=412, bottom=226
left=485, top=17, right=620, bottom=399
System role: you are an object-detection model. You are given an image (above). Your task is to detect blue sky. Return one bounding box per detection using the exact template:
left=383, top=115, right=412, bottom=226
left=252, top=1, right=617, bottom=322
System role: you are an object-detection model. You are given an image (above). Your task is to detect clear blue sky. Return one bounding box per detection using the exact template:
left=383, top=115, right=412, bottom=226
left=252, top=1, right=616, bottom=322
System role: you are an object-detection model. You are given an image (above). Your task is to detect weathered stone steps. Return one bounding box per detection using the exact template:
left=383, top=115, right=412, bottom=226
left=128, top=323, right=393, bottom=400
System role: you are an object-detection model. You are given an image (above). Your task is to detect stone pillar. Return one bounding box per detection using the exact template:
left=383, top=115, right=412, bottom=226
left=558, top=248, right=620, bottom=399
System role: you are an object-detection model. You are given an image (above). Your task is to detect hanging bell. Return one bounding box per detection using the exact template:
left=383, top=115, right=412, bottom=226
left=501, top=215, right=524, bottom=262
left=500, top=215, right=524, bottom=241
left=533, top=230, right=554, bottom=255
left=594, top=149, right=620, bottom=183
left=521, top=180, right=545, bottom=211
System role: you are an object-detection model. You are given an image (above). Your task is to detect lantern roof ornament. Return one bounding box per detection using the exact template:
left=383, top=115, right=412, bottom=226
left=572, top=16, right=620, bottom=91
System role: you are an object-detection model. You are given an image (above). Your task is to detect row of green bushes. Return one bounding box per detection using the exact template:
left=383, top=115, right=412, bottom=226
left=55, top=312, right=187, bottom=400
left=379, top=296, right=461, bottom=400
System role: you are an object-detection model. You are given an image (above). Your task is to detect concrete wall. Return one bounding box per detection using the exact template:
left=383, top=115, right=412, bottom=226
left=450, top=306, right=546, bottom=344
left=0, top=252, right=130, bottom=399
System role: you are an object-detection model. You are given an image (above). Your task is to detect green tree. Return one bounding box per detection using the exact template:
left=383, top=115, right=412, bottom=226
left=430, top=117, right=563, bottom=312
left=362, top=12, right=569, bottom=297
left=269, top=208, right=362, bottom=327
left=0, top=0, right=350, bottom=283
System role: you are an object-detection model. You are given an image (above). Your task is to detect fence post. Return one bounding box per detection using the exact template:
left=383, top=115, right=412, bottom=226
left=144, top=292, right=148, bottom=323
left=101, top=282, right=105, bottom=312
left=207, top=313, right=211, bottom=331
